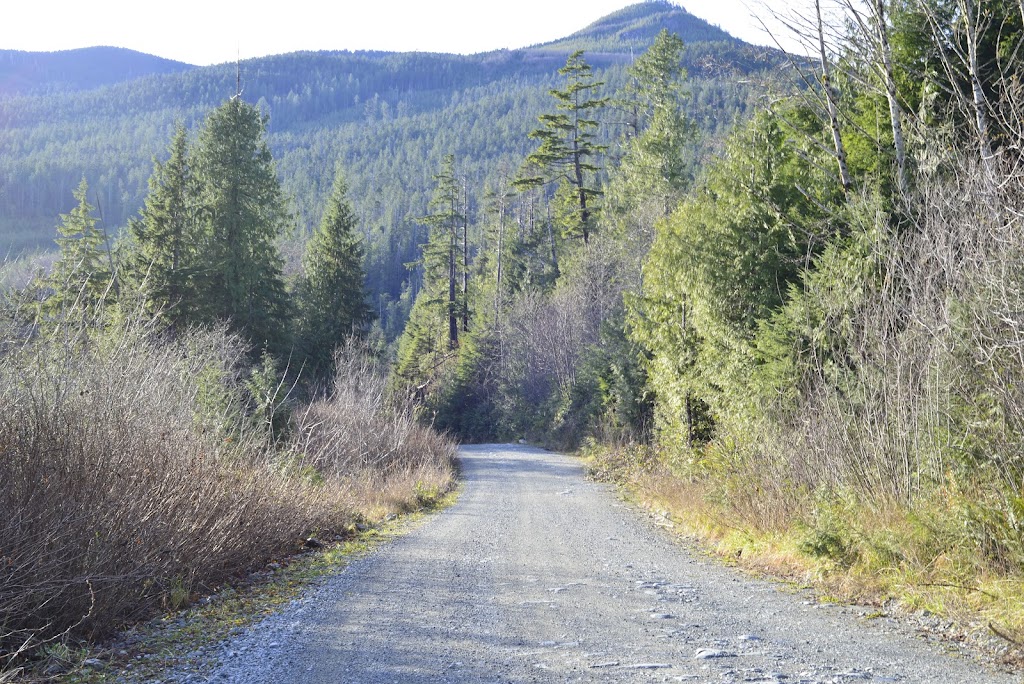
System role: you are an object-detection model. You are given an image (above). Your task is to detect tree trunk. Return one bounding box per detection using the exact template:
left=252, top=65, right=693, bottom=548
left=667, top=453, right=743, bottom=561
left=461, top=180, right=469, bottom=333
left=449, top=230, right=458, bottom=349
left=817, top=0, right=853, bottom=194
left=876, top=0, right=909, bottom=196
left=546, top=201, right=559, bottom=277
left=962, top=0, right=994, bottom=163
left=495, top=194, right=505, bottom=320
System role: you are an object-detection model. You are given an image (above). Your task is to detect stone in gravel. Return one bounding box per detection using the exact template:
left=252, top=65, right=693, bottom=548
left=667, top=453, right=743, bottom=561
left=82, top=658, right=105, bottom=668
left=693, top=648, right=736, bottom=659
left=649, top=613, right=675, bottom=619
left=619, top=662, right=673, bottom=669
left=738, top=634, right=762, bottom=641
left=589, top=661, right=620, bottom=668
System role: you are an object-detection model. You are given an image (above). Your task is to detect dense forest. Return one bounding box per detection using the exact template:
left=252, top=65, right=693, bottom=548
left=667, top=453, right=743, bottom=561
left=0, top=1, right=777, bottom=337
left=6, top=0, right=1024, bottom=673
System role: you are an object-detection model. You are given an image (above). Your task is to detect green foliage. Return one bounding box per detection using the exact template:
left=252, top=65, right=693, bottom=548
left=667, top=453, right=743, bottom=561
left=515, top=50, right=609, bottom=244
left=191, top=97, right=293, bottom=355
left=44, top=178, right=112, bottom=319
left=798, top=494, right=861, bottom=568
left=295, top=169, right=371, bottom=379
left=632, top=106, right=838, bottom=447
left=126, top=124, right=201, bottom=329
left=604, top=29, right=695, bottom=246
left=430, top=326, right=503, bottom=441
left=1, top=15, right=772, bottom=345
left=244, top=351, right=293, bottom=443
left=392, top=155, right=469, bottom=392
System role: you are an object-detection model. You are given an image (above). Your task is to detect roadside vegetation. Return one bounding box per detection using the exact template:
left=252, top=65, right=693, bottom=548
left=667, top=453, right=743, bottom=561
left=390, top=1, right=1024, bottom=657
left=0, top=88, right=456, bottom=678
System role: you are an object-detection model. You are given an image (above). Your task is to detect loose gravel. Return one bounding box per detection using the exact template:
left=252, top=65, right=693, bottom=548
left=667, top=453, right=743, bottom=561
left=193, top=444, right=1021, bottom=683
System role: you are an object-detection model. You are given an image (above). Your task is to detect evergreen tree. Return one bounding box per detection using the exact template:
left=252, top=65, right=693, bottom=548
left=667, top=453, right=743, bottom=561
left=192, top=97, right=292, bottom=354
left=515, top=50, right=609, bottom=244
left=605, top=30, right=694, bottom=244
left=419, top=154, right=467, bottom=350
left=392, top=155, right=468, bottom=390
left=126, top=124, right=200, bottom=330
left=295, top=169, right=371, bottom=378
left=46, top=178, right=111, bottom=317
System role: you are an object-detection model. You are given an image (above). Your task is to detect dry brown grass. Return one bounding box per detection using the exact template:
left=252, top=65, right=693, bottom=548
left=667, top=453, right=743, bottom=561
left=288, top=342, right=457, bottom=516
left=0, top=314, right=456, bottom=673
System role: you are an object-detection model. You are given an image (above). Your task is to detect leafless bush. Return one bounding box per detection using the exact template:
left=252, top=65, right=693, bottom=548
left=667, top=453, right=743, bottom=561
left=290, top=340, right=457, bottom=509
left=494, top=236, right=636, bottom=441
left=0, top=313, right=455, bottom=669
left=776, top=145, right=1024, bottom=522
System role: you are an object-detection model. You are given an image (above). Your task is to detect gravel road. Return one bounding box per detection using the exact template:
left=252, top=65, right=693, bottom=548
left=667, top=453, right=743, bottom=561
left=204, top=444, right=1020, bottom=683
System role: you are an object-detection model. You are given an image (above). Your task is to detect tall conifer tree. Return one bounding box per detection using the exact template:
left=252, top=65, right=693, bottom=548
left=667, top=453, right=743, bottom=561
left=46, top=178, right=111, bottom=317
left=515, top=50, right=608, bottom=244
left=393, top=155, right=468, bottom=388
left=295, top=169, right=371, bottom=378
left=127, top=124, right=199, bottom=330
left=192, top=97, right=292, bottom=353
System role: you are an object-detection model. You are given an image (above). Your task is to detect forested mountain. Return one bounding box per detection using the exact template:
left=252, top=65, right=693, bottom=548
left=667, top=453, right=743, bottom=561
left=0, top=0, right=780, bottom=334
left=0, top=46, right=195, bottom=95
left=529, top=0, right=736, bottom=52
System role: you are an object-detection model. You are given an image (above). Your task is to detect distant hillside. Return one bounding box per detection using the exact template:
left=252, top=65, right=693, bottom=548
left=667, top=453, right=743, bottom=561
left=0, top=46, right=195, bottom=95
left=0, top=1, right=782, bottom=334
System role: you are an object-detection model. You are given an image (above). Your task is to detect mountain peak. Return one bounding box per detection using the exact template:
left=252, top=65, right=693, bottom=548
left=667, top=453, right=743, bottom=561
left=529, top=1, right=738, bottom=54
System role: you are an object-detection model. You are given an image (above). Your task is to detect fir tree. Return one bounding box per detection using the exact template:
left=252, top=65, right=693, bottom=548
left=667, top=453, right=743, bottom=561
left=515, top=50, right=609, bottom=244
left=46, top=178, right=111, bottom=317
left=295, top=169, right=371, bottom=378
left=606, top=29, right=694, bottom=238
left=192, top=97, right=293, bottom=354
left=126, top=124, right=200, bottom=330
left=419, top=154, right=467, bottom=350
left=392, top=155, right=468, bottom=389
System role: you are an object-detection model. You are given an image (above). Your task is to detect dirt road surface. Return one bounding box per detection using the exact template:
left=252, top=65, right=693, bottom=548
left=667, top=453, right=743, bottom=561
left=206, top=444, right=1020, bottom=683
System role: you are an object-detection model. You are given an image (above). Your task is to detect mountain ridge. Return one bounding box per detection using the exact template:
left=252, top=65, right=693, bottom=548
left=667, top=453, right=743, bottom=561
left=0, top=2, right=743, bottom=97
left=0, top=46, right=195, bottom=95
left=0, top=1, right=779, bottom=328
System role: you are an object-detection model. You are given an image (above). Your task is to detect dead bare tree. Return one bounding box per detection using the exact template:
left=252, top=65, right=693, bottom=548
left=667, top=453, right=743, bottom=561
left=816, top=0, right=854, bottom=193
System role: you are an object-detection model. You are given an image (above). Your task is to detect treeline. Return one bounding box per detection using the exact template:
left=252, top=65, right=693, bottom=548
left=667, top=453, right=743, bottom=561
left=0, top=1, right=779, bottom=344
left=391, top=33, right=694, bottom=444
left=37, top=95, right=369, bottom=374
left=397, top=0, right=1024, bottom=614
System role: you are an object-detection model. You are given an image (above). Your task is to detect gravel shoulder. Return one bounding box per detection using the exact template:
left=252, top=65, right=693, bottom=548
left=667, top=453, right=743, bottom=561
left=201, top=444, right=1022, bottom=683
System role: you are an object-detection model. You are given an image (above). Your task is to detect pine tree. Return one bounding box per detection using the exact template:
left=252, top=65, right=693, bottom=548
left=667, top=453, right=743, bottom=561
left=605, top=30, right=694, bottom=241
left=419, top=154, right=466, bottom=350
left=46, top=178, right=111, bottom=317
left=192, top=97, right=292, bottom=354
left=392, top=155, right=468, bottom=390
left=126, top=124, right=200, bottom=330
left=515, top=50, right=609, bottom=244
left=296, top=169, right=371, bottom=378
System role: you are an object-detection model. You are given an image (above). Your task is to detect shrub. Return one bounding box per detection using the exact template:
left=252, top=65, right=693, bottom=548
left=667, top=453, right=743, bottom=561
left=0, top=313, right=456, bottom=670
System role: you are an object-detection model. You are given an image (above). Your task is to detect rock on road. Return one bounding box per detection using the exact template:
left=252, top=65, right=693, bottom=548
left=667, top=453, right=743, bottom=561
left=207, top=444, right=1020, bottom=683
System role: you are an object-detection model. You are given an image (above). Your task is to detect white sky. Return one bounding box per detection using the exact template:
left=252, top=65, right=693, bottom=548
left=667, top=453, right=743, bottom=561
left=1, top=1, right=804, bottom=66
